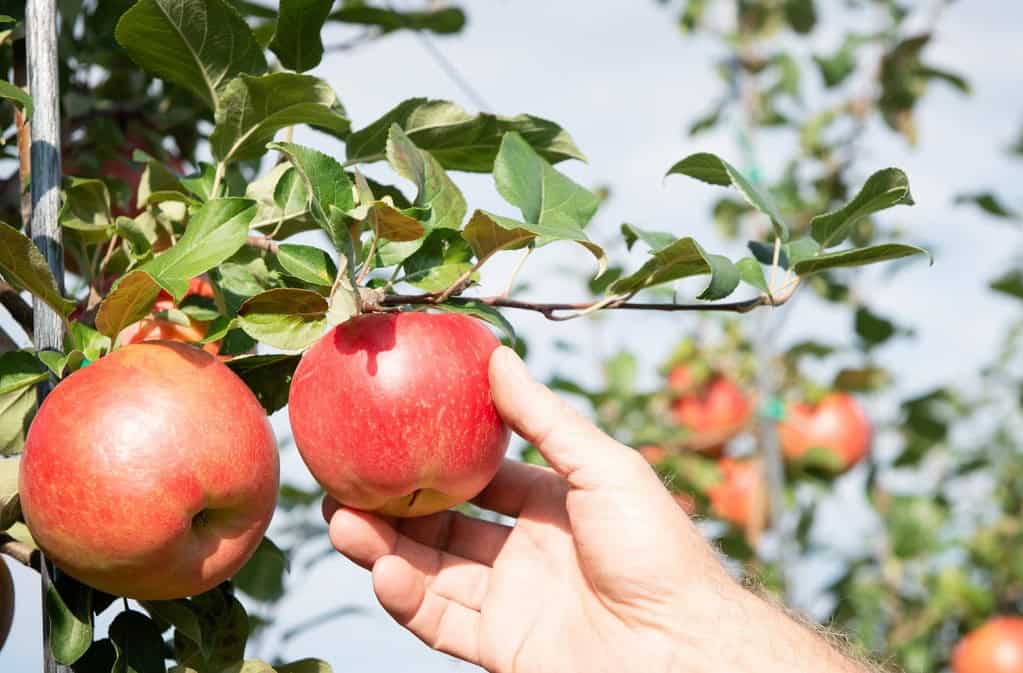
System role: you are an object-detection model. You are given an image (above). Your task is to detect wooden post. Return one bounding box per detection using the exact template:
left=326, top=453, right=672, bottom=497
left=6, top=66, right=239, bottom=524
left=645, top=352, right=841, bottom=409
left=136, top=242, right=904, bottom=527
left=26, top=1, right=69, bottom=672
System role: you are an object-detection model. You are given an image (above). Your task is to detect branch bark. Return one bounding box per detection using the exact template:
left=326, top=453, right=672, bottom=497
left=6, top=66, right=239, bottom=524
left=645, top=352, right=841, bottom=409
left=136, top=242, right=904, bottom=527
left=0, top=283, right=34, bottom=338
left=0, top=533, right=41, bottom=569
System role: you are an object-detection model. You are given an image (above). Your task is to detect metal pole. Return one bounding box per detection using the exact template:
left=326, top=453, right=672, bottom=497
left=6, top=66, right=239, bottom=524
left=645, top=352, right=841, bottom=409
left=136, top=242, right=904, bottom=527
left=26, top=1, right=69, bottom=672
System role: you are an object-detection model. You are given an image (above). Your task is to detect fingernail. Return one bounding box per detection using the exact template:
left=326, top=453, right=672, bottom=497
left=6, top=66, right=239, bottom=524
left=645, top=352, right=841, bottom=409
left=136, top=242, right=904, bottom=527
left=495, top=345, right=530, bottom=382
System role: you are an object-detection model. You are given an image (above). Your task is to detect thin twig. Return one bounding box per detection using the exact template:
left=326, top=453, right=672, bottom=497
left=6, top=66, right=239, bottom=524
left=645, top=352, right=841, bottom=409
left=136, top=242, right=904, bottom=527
left=0, top=283, right=34, bottom=338
left=247, top=233, right=280, bottom=254
left=0, top=533, right=40, bottom=569
left=355, top=234, right=379, bottom=285
left=501, top=247, right=532, bottom=298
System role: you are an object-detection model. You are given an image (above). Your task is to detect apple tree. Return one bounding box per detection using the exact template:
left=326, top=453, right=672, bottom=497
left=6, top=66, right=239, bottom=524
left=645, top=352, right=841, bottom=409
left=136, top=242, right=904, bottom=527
left=0, top=1, right=938, bottom=672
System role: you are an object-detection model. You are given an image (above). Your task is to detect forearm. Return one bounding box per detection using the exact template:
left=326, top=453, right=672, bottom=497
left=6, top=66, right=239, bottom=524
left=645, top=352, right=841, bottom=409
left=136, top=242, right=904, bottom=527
left=679, top=577, right=876, bottom=673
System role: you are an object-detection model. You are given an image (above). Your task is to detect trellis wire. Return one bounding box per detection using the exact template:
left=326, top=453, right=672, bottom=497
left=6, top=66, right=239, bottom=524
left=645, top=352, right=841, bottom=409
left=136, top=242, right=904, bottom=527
left=26, top=0, right=70, bottom=671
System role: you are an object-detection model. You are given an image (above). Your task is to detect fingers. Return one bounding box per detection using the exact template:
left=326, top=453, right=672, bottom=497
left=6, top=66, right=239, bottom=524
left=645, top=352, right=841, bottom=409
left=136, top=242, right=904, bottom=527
left=398, top=509, right=510, bottom=567
left=373, top=555, right=481, bottom=664
left=489, top=346, right=656, bottom=491
left=472, top=458, right=563, bottom=517
left=327, top=506, right=497, bottom=611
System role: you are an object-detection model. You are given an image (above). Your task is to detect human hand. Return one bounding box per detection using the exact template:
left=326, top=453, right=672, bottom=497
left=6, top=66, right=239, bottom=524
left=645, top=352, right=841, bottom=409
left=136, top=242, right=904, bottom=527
left=324, top=346, right=870, bottom=673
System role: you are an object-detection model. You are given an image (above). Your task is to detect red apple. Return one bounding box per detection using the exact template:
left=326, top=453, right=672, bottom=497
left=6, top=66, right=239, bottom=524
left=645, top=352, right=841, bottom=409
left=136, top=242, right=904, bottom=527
left=117, top=276, right=221, bottom=355
left=638, top=445, right=669, bottom=465
left=953, top=617, right=1023, bottom=673
left=288, top=312, right=509, bottom=517
left=0, top=558, right=11, bottom=652
left=19, top=342, right=279, bottom=599
left=707, top=458, right=766, bottom=530
left=671, top=370, right=752, bottom=454
left=777, top=392, right=871, bottom=473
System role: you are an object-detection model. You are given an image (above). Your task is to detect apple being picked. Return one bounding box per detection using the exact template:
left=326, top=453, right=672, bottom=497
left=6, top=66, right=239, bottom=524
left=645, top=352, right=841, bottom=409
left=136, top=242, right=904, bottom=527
left=19, top=342, right=279, bottom=600
left=289, top=312, right=510, bottom=518
left=777, top=392, right=871, bottom=473
left=952, top=617, right=1023, bottom=673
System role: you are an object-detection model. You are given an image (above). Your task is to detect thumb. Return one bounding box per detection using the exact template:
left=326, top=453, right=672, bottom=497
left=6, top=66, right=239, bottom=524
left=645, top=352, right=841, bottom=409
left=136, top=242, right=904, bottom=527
left=488, top=346, right=656, bottom=491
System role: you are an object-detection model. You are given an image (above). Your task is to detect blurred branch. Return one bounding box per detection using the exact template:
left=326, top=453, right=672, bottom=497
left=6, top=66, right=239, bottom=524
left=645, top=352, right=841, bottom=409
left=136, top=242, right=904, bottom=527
left=0, top=533, right=41, bottom=569
left=246, top=233, right=279, bottom=254
left=0, top=283, right=34, bottom=338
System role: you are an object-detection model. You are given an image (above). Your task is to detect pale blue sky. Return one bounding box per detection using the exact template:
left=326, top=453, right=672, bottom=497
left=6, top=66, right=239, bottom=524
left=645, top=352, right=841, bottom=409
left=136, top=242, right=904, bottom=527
left=5, top=1, right=1023, bottom=670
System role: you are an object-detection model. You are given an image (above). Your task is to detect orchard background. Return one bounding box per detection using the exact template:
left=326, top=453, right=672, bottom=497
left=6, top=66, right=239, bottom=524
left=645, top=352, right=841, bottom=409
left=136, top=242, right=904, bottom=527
left=0, top=1, right=1021, bottom=672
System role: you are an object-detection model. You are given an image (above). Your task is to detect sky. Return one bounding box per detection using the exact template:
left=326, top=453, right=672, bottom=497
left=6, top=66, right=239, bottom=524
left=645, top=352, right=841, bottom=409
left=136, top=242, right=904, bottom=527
left=4, top=0, right=1023, bottom=670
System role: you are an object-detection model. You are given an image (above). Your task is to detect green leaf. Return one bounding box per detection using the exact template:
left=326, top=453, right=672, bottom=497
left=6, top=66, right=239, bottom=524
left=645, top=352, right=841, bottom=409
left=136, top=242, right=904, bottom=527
left=247, top=165, right=317, bottom=237
left=59, top=178, right=114, bottom=242
left=141, top=600, right=204, bottom=657
left=67, top=322, right=111, bottom=361
left=492, top=134, right=605, bottom=273
left=609, top=237, right=740, bottom=300
left=0, top=455, right=19, bottom=530
left=991, top=270, right=1023, bottom=301
left=811, top=168, right=914, bottom=248
left=269, top=0, right=333, bottom=72
left=666, top=153, right=789, bottom=240
left=462, top=210, right=533, bottom=260
left=95, top=270, right=163, bottom=339
left=401, top=228, right=474, bottom=292
left=142, top=198, right=256, bottom=299
left=855, top=306, right=897, bottom=348
left=0, top=383, right=35, bottom=456
left=173, top=587, right=248, bottom=671
left=0, top=221, right=76, bottom=315
left=736, top=257, right=769, bottom=292
left=345, top=98, right=585, bottom=172
left=109, top=610, right=168, bottom=673
left=0, top=351, right=49, bottom=395
left=385, top=125, right=466, bottom=230
left=211, top=73, right=350, bottom=163
left=237, top=288, right=328, bottom=351
left=224, top=354, right=301, bottom=415
left=747, top=240, right=789, bottom=268
left=276, top=244, right=337, bottom=287
left=233, top=537, right=288, bottom=602
left=219, top=661, right=276, bottom=673
left=116, top=216, right=155, bottom=261
left=955, top=192, right=1019, bottom=219
left=46, top=575, right=94, bottom=665
left=71, top=639, right=118, bottom=673
left=433, top=301, right=516, bottom=345
left=620, top=223, right=675, bottom=252
left=115, top=0, right=266, bottom=112
left=793, top=244, right=930, bottom=275
left=363, top=202, right=427, bottom=244
left=276, top=659, right=334, bottom=673
left=0, top=79, right=32, bottom=118
left=813, top=42, right=856, bottom=88
left=784, top=237, right=820, bottom=266
left=268, top=142, right=355, bottom=248
left=329, top=5, right=465, bottom=35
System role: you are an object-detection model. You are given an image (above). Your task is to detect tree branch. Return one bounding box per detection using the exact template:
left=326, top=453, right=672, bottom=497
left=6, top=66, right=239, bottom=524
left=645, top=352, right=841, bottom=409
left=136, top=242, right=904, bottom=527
left=0, top=533, right=41, bottom=570
left=0, top=283, right=34, bottom=338
left=247, top=233, right=279, bottom=254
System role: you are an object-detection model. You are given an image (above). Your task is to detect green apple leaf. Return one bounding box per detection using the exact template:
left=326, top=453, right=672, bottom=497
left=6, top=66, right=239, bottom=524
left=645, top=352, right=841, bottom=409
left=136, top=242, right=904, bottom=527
left=0, top=351, right=49, bottom=395
left=955, top=192, right=1020, bottom=220
left=991, top=270, right=1023, bottom=302
left=109, top=610, right=169, bottom=673
left=0, top=455, right=20, bottom=530
left=0, top=383, right=35, bottom=456
left=174, top=587, right=248, bottom=670
left=269, top=0, right=332, bottom=72
left=141, top=600, right=205, bottom=657
left=433, top=300, right=516, bottom=345
left=211, top=73, right=350, bottom=163
left=736, top=257, right=769, bottom=292
left=386, top=125, right=466, bottom=230
left=233, top=537, right=289, bottom=602
left=115, top=0, right=266, bottom=112
left=811, top=168, right=914, bottom=248
left=329, top=5, right=465, bottom=34
left=59, top=178, right=114, bottom=242
left=666, top=152, right=789, bottom=241
left=0, top=221, right=76, bottom=315
left=346, top=98, right=584, bottom=172
left=236, top=288, right=328, bottom=351
left=609, top=236, right=740, bottom=300
left=0, top=79, right=32, bottom=118
left=268, top=142, right=355, bottom=250
left=276, top=243, right=337, bottom=287
left=401, top=229, right=474, bottom=292
left=276, top=659, right=334, bottom=673
left=792, top=243, right=931, bottom=275
left=95, top=270, right=163, bottom=339
left=225, top=354, right=301, bottom=415
left=46, top=575, right=94, bottom=665
left=247, top=165, right=317, bottom=238
left=462, top=210, right=534, bottom=260
left=620, top=223, right=675, bottom=252
left=142, top=198, right=256, bottom=299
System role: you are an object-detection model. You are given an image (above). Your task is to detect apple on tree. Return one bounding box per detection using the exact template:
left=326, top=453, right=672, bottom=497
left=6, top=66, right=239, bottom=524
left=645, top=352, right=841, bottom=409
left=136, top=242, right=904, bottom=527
left=288, top=312, right=510, bottom=518
left=117, top=276, right=222, bottom=354
left=707, top=457, right=767, bottom=531
left=777, top=392, right=871, bottom=473
left=669, top=364, right=753, bottom=455
left=19, top=341, right=279, bottom=600
left=952, top=617, right=1023, bottom=673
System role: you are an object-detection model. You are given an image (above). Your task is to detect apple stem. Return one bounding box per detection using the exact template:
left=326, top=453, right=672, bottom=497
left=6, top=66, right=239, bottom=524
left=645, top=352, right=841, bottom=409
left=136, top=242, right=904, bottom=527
left=408, top=490, right=422, bottom=509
